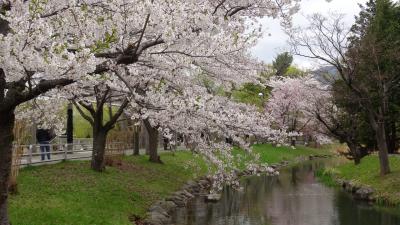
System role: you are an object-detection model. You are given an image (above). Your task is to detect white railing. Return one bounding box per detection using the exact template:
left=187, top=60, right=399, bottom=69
left=49, top=136, right=93, bottom=146
left=16, top=143, right=93, bottom=166
left=13, top=142, right=186, bottom=167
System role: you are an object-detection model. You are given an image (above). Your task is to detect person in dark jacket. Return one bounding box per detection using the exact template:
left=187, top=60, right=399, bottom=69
left=36, top=128, right=52, bottom=161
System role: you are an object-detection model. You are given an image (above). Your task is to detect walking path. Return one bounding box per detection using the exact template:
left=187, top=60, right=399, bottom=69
left=16, top=145, right=183, bottom=167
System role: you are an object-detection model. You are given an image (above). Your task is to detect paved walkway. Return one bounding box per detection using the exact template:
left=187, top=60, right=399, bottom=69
left=17, top=147, right=181, bottom=167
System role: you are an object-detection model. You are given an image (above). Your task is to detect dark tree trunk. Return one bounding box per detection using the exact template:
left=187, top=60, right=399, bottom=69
left=91, top=107, right=108, bottom=172
left=354, top=156, right=361, bottom=165
left=376, top=121, right=391, bottom=175
left=290, top=138, right=296, bottom=147
left=133, top=129, right=140, bottom=156
left=73, top=88, right=129, bottom=172
left=367, top=109, right=391, bottom=176
left=144, top=120, right=161, bottom=163
left=0, top=109, right=15, bottom=225
left=163, top=138, right=169, bottom=150
left=350, top=143, right=362, bottom=165
left=67, top=103, right=74, bottom=152
left=148, top=128, right=160, bottom=163
left=91, top=127, right=108, bottom=172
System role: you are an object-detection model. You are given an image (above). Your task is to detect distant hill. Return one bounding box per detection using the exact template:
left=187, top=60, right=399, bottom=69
left=311, top=66, right=340, bottom=85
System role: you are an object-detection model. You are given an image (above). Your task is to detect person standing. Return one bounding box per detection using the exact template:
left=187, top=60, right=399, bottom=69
left=36, top=128, right=52, bottom=161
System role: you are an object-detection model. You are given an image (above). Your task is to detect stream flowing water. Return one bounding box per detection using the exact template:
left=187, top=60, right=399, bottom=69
left=171, top=160, right=400, bottom=225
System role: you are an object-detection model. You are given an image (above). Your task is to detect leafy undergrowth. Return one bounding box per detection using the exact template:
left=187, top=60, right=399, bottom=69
left=323, top=155, right=400, bottom=206
left=9, top=152, right=208, bottom=225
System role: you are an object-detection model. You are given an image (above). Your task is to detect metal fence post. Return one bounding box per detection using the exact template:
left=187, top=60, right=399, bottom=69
left=28, top=145, right=33, bottom=165
left=64, top=144, right=68, bottom=161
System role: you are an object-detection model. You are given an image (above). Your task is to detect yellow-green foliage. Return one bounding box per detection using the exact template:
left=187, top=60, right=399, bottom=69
left=72, top=106, right=120, bottom=138
left=231, top=83, right=270, bottom=108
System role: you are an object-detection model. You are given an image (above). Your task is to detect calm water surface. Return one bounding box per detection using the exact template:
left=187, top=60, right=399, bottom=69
left=171, top=160, right=400, bottom=225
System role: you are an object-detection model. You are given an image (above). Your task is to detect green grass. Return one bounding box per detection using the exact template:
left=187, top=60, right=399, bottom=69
left=316, top=167, right=341, bottom=187
left=253, top=144, right=333, bottom=164
left=9, top=152, right=208, bottom=225
left=231, top=143, right=334, bottom=170
left=322, top=155, right=400, bottom=206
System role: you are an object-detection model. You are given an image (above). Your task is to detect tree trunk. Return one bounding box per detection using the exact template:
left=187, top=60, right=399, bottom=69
left=367, top=109, right=391, bottom=176
left=148, top=127, right=161, bottom=163
left=133, top=129, right=140, bottom=156
left=347, top=142, right=361, bottom=165
left=376, top=121, right=391, bottom=175
left=353, top=145, right=361, bottom=165
left=354, top=156, right=361, bottom=165
left=144, top=120, right=161, bottom=163
left=290, top=138, right=296, bottom=147
left=67, top=103, right=74, bottom=152
left=91, top=128, right=108, bottom=172
left=0, top=109, right=15, bottom=225
left=163, top=138, right=169, bottom=151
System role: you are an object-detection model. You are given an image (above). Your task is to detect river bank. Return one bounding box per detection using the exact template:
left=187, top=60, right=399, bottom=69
left=9, top=144, right=332, bottom=225
left=318, top=155, right=400, bottom=207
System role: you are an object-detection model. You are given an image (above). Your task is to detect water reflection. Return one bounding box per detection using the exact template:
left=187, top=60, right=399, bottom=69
left=171, top=160, right=400, bottom=225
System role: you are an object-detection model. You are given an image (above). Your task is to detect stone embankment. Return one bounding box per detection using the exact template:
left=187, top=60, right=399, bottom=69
left=336, top=179, right=375, bottom=202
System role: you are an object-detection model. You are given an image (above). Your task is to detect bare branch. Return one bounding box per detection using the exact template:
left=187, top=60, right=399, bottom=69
left=104, top=97, right=129, bottom=131
left=73, top=100, right=94, bottom=125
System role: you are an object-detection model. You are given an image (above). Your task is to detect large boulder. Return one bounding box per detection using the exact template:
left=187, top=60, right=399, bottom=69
left=354, top=187, right=375, bottom=201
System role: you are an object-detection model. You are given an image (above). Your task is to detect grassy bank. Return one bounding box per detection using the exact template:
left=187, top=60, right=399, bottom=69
left=319, top=155, right=400, bottom=206
left=9, top=144, right=332, bottom=225
left=233, top=144, right=334, bottom=169
left=10, top=152, right=208, bottom=225
left=253, top=144, right=333, bottom=164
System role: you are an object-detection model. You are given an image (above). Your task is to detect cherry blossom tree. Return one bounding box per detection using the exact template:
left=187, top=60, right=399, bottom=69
left=124, top=76, right=285, bottom=189
left=0, top=0, right=301, bottom=223
left=61, top=0, right=301, bottom=168
left=0, top=1, right=97, bottom=223
left=70, top=82, right=130, bottom=171
left=312, top=85, right=373, bottom=165
left=265, top=76, right=332, bottom=146
left=266, top=74, right=375, bottom=164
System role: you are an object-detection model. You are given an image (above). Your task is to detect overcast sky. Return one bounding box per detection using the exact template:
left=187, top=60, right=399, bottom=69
left=252, top=0, right=368, bottom=69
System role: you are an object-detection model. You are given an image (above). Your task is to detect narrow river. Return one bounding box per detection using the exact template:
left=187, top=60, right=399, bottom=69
left=171, top=160, right=400, bottom=225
